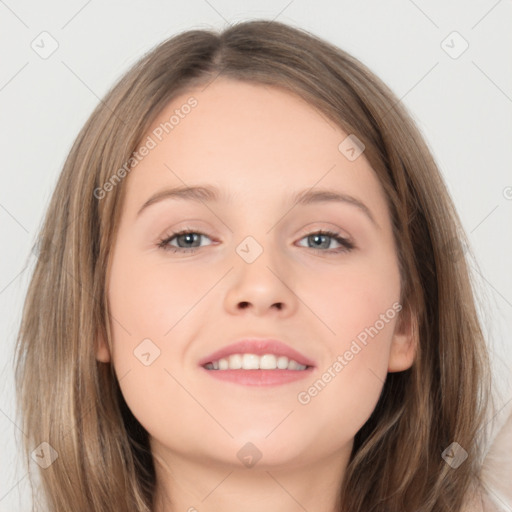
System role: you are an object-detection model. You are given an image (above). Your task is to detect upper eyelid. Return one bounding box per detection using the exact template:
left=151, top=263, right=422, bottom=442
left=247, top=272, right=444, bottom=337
left=163, top=221, right=352, bottom=237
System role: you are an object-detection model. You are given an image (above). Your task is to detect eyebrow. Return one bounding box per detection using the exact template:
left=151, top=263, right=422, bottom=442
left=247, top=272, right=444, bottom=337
left=136, top=184, right=377, bottom=226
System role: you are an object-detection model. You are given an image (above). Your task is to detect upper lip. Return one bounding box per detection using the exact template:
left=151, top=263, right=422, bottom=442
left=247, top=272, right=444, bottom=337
left=198, top=338, right=316, bottom=368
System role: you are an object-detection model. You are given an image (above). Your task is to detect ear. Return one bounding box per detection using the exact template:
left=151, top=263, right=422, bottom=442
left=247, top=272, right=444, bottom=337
left=388, top=305, right=418, bottom=373
left=95, top=330, right=111, bottom=363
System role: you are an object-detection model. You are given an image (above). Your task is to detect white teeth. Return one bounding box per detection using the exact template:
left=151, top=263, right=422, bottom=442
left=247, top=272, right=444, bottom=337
left=287, top=359, right=302, bottom=370
left=260, top=354, right=277, bottom=370
left=242, top=353, right=260, bottom=369
left=228, top=354, right=242, bottom=369
left=276, top=356, right=289, bottom=369
left=204, top=353, right=308, bottom=371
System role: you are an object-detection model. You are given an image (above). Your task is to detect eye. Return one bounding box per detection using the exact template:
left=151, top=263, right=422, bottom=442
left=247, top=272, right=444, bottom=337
left=156, top=229, right=355, bottom=255
left=157, top=229, right=213, bottom=253
left=297, top=230, right=355, bottom=254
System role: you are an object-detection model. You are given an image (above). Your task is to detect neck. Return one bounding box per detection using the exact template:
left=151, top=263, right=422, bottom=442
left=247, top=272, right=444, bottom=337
left=151, top=443, right=351, bottom=512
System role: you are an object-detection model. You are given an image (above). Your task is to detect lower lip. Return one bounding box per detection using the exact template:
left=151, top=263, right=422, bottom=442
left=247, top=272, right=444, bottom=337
left=200, top=367, right=315, bottom=386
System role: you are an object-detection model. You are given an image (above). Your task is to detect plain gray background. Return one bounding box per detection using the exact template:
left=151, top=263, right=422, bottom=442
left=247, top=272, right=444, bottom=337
left=1, top=1, right=511, bottom=510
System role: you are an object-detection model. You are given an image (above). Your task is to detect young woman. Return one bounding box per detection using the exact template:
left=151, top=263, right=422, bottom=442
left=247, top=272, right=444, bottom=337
left=15, top=19, right=508, bottom=512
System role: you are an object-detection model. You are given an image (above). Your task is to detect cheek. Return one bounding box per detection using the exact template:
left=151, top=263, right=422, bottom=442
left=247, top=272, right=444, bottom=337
left=299, top=247, right=401, bottom=352
left=108, top=247, right=210, bottom=345
left=296, top=305, right=399, bottom=447
left=106, top=248, right=208, bottom=439
left=293, top=252, right=401, bottom=428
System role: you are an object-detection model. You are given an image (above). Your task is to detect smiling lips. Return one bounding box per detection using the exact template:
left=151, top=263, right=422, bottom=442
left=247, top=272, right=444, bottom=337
left=198, top=338, right=316, bottom=386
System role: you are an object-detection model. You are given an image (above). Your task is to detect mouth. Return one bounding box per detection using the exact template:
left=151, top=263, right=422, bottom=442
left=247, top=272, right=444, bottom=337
left=203, top=353, right=310, bottom=371
left=198, top=339, right=316, bottom=386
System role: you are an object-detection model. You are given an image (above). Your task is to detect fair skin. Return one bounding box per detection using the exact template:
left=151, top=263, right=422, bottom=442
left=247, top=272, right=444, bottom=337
left=97, top=79, right=416, bottom=512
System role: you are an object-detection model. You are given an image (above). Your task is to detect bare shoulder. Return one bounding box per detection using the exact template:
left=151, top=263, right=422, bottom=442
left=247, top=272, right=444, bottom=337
left=462, top=482, right=501, bottom=512
left=465, top=400, right=512, bottom=511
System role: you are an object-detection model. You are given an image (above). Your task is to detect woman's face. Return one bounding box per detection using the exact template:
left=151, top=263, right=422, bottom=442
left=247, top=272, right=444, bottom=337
left=100, top=79, right=415, bottom=475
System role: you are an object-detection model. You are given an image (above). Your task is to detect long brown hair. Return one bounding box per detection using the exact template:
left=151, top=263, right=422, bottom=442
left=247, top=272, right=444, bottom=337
left=15, top=20, right=494, bottom=511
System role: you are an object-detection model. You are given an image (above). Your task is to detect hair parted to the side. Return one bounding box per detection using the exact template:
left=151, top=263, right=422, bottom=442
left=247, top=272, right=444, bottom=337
left=15, top=19, right=494, bottom=512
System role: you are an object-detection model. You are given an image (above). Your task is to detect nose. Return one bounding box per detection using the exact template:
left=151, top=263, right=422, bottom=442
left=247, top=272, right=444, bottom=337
left=223, top=243, right=298, bottom=317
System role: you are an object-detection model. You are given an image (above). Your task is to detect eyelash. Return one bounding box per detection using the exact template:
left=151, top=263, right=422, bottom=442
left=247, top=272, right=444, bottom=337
left=156, top=229, right=355, bottom=255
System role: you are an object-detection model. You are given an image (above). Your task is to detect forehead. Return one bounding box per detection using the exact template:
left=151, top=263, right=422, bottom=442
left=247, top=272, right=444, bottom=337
left=123, top=78, right=387, bottom=217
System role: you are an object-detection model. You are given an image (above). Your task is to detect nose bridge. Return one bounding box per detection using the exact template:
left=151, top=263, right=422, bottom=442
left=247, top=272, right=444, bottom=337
left=229, top=196, right=282, bottom=266
left=235, top=231, right=282, bottom=285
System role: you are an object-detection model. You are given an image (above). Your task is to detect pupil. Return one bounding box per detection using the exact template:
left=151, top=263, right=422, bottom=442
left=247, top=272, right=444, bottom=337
left=181, top=233, right=198, bottom=247
left=311, top=234, right=328, bottom=249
